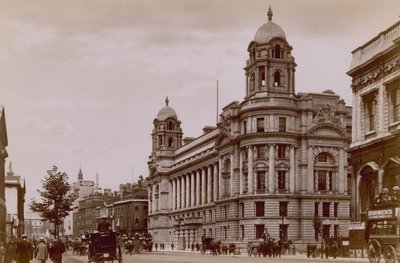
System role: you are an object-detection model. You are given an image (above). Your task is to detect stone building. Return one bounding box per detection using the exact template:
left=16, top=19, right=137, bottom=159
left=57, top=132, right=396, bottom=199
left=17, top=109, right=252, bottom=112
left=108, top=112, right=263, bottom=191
left=347, top=20, right=400, bottom=242
left=5, top=162, right=25, bottom=241
left=147, top=8, right=352, bottom=249
left=0, top=106, right=7, bottom=242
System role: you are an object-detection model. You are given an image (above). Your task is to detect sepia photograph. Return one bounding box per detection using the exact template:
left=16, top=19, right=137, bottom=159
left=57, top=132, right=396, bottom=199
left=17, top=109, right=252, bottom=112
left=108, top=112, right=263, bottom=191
left=0, top=0, right=400, bottom=262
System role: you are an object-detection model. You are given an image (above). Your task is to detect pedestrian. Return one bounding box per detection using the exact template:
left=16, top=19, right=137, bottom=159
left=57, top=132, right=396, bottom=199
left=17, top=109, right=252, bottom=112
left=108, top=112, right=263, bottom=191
left=49, top=239, right=65, bottom=263
left=0, top=242, right=6, bottom=263
left=35, top=238, right=48, bottom=263
left=15, top=235, right=33, bottom=263
left=171, top=243, right=174, bottom=251
left=155, top=242, right=158, bottom=251
left=5, top=241, right=15, bottom=263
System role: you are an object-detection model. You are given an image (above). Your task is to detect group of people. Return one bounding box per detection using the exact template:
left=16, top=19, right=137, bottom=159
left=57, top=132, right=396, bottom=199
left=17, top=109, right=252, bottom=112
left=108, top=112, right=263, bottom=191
left=0, top=234, right=66, bottom=263
left=375, top=186, right=400, bottom=205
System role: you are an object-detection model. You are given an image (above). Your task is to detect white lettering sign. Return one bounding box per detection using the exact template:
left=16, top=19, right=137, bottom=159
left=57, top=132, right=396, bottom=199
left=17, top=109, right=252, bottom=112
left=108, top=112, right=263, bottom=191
left=368, top=209, right=393, bottom=219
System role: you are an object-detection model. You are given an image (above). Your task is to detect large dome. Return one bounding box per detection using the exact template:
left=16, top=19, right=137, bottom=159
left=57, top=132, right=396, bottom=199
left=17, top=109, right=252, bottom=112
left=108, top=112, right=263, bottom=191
left=156, top=97, right=178, bottom=121
left=254, top=7, right=286, bottom=43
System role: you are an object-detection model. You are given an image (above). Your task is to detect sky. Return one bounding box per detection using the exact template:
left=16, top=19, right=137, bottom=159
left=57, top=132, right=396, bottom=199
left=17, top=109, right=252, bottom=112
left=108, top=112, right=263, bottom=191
left=1, top=0, right=399, bottom=206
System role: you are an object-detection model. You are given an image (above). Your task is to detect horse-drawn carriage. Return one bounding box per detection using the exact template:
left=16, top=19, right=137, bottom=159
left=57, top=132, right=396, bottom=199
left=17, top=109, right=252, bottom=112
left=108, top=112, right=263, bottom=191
left=88, top=231, right=122, bottom=263
left=200, top=237, right=221, bottom=255
left=366, top=205, right=400, bottom=263
left=247, top=238, right=289, bottom=257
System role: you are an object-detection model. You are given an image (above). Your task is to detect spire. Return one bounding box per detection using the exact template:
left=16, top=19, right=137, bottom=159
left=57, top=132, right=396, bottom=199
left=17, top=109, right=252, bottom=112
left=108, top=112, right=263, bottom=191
left=8, top=161, right=12, bottom=173
left=78, top=165, right=83, bottom=181
left=165, top=96, right=169, bottom=106
left=267, top=6, right=273, bottom=21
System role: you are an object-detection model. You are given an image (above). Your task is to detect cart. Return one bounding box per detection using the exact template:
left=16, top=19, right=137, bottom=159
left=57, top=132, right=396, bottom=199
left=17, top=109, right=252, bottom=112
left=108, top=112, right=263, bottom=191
left=88, top=231, right=122, bottom=263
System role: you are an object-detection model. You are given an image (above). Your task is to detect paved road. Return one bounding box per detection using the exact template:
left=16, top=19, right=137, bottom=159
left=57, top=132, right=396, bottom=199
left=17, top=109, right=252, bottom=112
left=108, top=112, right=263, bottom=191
left=64, top=250, right=370, bottom=263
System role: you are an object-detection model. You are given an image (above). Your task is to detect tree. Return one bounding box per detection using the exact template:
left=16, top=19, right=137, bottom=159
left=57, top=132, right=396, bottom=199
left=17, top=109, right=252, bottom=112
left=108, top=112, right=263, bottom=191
left=30, top=165, right=77, bottom=239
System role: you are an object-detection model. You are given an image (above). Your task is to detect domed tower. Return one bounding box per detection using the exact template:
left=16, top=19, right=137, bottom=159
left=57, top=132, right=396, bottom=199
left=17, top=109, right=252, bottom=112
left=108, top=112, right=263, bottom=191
left=244, top=7, right=296, bottom=98
left=151, top=97, right=183, bottom=153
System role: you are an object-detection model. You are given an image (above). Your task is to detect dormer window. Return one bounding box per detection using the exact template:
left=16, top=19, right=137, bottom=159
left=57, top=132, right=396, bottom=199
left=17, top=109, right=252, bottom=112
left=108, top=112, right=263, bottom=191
left=274, top=44, right=281, bottom=59
left=274, top=72, right=281, bottom=86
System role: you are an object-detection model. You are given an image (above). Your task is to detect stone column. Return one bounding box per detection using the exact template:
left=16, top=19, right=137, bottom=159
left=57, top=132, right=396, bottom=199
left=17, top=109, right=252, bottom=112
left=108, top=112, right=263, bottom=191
left=268, top=144, right=275, bottom=193
left=289, top=145, right=295, bottom=193
left=338, top=148, right=345, bottom=194
left=219, top=158, right=223, bottom=198
left=169, top=180, right=173, bottom=210
left=152, top=184, right=156, bottom=212
left=307, top=146, right=314, bottom=192
left=191, top=171, right=195, bottom=207
left=186, top=173, right=190, bottom=207
left=207, top=165, right=212, bottom=203
left=214, top=163, right=218, bottom=201
left=182, top=175, right=186, bottom=208
left=230, top=152, right=234, bottom=196
left=239, top=149, right=243, bottom=195
left=172, top=179, right=176, bottom=210
left=176, top=179, right=181, bottom=209
left=202, top=167, right=206, bottom=204
left=248, top=146, right=254, bottom=194
left=196, top=170, right=201, bottom=206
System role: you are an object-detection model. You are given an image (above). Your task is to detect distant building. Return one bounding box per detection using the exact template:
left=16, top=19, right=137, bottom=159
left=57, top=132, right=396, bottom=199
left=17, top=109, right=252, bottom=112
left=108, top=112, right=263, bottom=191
left=113, top=198, right=148, bottom=236
left=147, top=7, right=352, bottom=248
left=24, top=211, right=52, bottom=239
left=5, top=162, right=25, bottom=241
left=347, top=19, right=400, bottom=246
left=0, top=106, right=7, bottom=242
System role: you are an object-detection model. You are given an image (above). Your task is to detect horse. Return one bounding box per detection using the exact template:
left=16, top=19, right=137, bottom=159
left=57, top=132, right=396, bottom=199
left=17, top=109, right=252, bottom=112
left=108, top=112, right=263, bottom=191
left=201, top=237, right=221, bottom=255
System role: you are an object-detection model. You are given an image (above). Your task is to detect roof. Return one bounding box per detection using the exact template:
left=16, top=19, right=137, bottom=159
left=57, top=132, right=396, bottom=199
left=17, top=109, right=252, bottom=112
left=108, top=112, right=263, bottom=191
left=156, top=97, right=178, bottom=121
left=253, top=7, right=286, bottom=44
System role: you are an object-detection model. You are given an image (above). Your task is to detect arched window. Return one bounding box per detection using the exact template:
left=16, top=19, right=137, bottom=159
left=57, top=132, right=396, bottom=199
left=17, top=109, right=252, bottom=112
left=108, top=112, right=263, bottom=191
left=274, top=72, right=281, bottom=86
left=167, top=121, right=175, bottom=130
left=274, top=44, right=281, bottom=59
left=259, top=67, right=266, bottom=86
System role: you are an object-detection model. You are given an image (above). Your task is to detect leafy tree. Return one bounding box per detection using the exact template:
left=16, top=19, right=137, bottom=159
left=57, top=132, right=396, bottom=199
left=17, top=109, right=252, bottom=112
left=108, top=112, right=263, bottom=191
left=30, top=165, right=77, bottom=239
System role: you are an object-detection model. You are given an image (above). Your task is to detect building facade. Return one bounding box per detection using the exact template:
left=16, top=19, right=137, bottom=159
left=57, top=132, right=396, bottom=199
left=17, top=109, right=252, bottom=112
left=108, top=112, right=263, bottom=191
left=147, top=8, right=352, bottom=249
left=24, top=211, right=52, bottom=239
left=5, top=162, right=25, bottom=241
left=0, top=106, right=7, bottom=242
left=347, top=20, right=400, bottom=241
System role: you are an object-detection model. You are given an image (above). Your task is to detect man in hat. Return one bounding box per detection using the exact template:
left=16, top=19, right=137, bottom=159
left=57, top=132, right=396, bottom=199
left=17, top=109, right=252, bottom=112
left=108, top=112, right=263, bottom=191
left=97, top=216, right=111, bottom=232
left=49, top=239, right=65, bottom=263
left=35, top=238, right=48, bottom=263
left=15, top=235, right=33, bottom=263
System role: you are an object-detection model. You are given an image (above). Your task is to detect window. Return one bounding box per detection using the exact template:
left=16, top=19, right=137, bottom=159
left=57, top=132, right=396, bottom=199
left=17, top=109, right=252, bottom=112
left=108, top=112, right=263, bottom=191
left=243, top=120, right=247, bottom=134
left=314, top=202, right=319, bottom=216
left=278, top=171, right=286, bottom=190
left=389, top=87, right=400, bottom=123
left=278, top=117, right=286, bottom=132
left=240, top=225, right=245, bottom=239
left=334, top=202, right=339, bottom=217
left=255, top=201, right=265, bottom=217
left=317, top=171, right=327, bottom=191
left=274, top=44, right=281, bottom=59
left=250, top=73, right=255, bottom=91
left=256, top=171, right=266, bottom=192
left=277, top=144, right=286, bottom=159
left=317, top=153, right=327, bottom=162
left=274, top=72, right=281, bottom=86
left=158, top=135, right=163, bottom=146
left=168, top=137, right=174, bottom=147
left=364, top=93, right=377, bottom=132
left=135, top=206, right=139, bottom=211
left=255, top=224, right=265, bottom=239
left=256, top=145, right=265, bottom=159
left=240, top=203, right=244, bottom=218
left=257, top=118, right=265, bottom=132
left=279, top=201, right=288, bottom=217
left=322, top=202, right=330, bottom=217
left=167, top=121, right=175, bottom=130
left=259, top=67, right=266, bottom=86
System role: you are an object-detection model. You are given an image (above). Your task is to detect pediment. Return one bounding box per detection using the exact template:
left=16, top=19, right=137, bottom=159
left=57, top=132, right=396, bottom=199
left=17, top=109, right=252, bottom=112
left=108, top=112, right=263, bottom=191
left=307, top=123, right=346, bottom=138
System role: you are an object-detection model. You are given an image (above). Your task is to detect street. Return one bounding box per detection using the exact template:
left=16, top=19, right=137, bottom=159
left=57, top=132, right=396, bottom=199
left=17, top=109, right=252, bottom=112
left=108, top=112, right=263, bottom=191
left=63, top=250, right=370, bottom=263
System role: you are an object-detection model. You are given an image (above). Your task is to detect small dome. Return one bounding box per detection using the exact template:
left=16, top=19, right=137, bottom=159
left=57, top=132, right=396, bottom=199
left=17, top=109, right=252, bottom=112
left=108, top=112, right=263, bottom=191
left=156, top=97, right=178, bottom=121
left=254, top=7, right=286, bottom=43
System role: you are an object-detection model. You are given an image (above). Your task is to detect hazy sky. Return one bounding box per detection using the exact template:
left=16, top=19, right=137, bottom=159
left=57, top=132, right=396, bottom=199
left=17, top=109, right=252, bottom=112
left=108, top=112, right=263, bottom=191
left=1, top=0, right=399, bottom=205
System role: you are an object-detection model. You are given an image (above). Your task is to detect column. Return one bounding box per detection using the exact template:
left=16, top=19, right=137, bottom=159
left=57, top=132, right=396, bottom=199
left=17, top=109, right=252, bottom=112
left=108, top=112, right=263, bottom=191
left=214, top=163, right=218, bottom=201
left=307, top=146, right=314, bottom=192
left=169, top=180, right=173, bottom=210
left=152, top=184, right=156, bottom=212
left=239, top=149, right=243, bottom=195
left=172, top=179, right=176, bottom=210
left=338, top=148, right=345, bottom=194
left=219, top=158, right=223, bottom=198
left=229, top=153, right=236, bottom=196
left=289, top=145, right=295, bottom=193
left=202, top=167, right=206, bottom=204
left=248, top=146, right=254, bottom=194
left=182, top=175, right=186, bottom=208
left=177, top=177, right=181, bottom=209
left=268, top=144, right=275, bottom=193
left=148, top=185, right=152, bottom=213
left=186, top=174, right=190, bottom=207
left=191, top=171, right=195, bottom=206
left=196, top=170, right=201, bottom=206
left=207, top=165, right=212, bottom=203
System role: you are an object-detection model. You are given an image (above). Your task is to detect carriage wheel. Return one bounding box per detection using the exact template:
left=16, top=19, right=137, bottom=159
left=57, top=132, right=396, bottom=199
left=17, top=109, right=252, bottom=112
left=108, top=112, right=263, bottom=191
left=200, top=245, right=206, bottom=254
left=368, top=239, right=382, bottom=263
left=383, top=245, right=397, bottom=263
